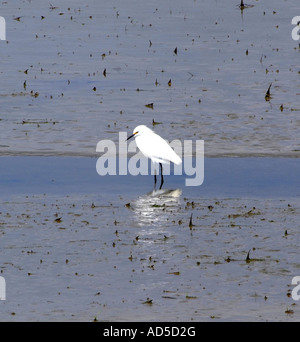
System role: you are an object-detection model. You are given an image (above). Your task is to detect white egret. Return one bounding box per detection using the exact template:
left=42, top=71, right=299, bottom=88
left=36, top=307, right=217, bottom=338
left=127, top=125, right=182, bottom=188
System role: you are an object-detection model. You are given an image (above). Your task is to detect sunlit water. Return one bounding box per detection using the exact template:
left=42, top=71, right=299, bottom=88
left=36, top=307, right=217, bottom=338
left=0, top=0, right=300, bottom=321
left=0, top=156, right=299, bottom=321
left=0, top=0, right=299, bottom=157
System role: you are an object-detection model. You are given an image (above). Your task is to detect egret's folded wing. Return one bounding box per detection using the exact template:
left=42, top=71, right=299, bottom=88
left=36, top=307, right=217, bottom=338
left=136, top=133, right=182, bottom=165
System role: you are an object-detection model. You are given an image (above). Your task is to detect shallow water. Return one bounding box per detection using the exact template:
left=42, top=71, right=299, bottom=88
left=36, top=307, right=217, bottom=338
left=0, top=0, right=299, bottom=157
left=0, top=0, right=300, bottom=322
left=0, top=157, right=299, bottom=321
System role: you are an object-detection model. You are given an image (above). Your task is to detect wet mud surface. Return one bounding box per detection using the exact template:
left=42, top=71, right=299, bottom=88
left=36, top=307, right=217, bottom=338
left=0, top=0, right=300, bottom=321
left=0, top=157, right=299, bottom=321
left=0, top=0, right=299, bottom=157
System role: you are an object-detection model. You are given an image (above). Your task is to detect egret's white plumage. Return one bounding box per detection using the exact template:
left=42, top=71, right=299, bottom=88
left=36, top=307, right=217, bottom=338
left=132, top=125, right=181, bottom=165
left=127, top=125, right=182, bottom=188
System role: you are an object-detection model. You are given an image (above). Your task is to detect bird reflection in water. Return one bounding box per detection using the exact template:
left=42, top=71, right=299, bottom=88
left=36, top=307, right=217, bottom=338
left=133, top=188, right=182, bottom=228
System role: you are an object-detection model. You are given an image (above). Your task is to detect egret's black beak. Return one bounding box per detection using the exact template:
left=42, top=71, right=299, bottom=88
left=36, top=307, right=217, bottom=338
left=126, top=132, right=137, bottom=141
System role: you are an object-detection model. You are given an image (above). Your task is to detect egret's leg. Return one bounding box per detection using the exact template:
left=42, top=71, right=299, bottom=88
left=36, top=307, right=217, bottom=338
left=153, top=162, right=157, bottom=187
left=159, top=163, right=164, bottom=189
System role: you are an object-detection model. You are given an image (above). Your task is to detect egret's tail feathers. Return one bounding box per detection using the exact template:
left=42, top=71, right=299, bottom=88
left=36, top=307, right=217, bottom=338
left=172, top=154, right=182, bottom=165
